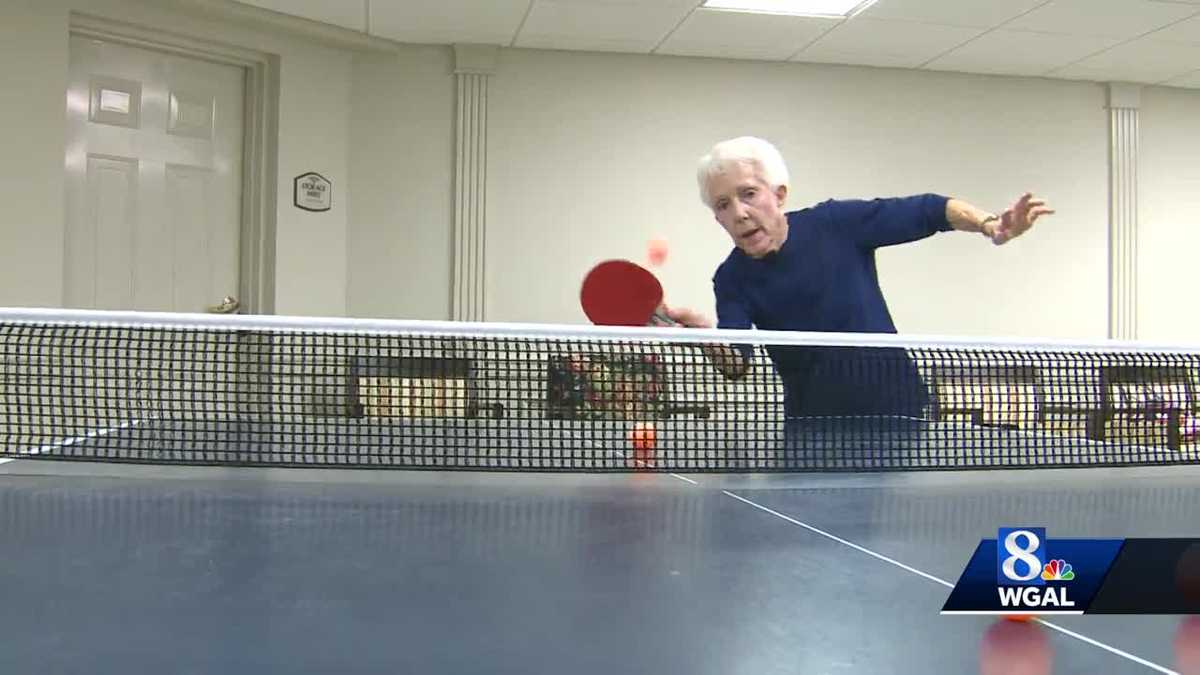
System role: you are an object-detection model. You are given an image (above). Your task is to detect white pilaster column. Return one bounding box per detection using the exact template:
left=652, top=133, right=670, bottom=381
left=452, top=44, right=497, bottom=322
left=1107, top=83, right=1141, bottom=340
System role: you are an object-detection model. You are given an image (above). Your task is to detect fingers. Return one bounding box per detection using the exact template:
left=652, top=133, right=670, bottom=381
left=1010, top=193, right=1056, bottom=230
left=663, top=305, right=688, bottom=323
left=664, top=306, right=712, bottom=329
left=1028, top=206, right=1055, bottom=221
left=1015, top=193, right=1054, bottom=214
left=990, top=198, right=1054, bottom=245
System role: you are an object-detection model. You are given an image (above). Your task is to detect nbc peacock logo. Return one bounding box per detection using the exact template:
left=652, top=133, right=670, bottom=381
left=1041, top=559, right=1075, bottom=581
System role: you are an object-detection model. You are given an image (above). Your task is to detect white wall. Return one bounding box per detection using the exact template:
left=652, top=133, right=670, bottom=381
left=869, top=71, right=1111, bottom=340
left=0, top=0, right=354, bottom=317
left=3, top=1, right=1198, bottom=343
left=1140, top=86, right=1200, bottom=343
left=347, top=47, right=455, bottom=320
left=485, top=50, right=1112, bottom=339
left=272, top=40, right=351, bottom=317
left=0, top=1, right=68, bottom=307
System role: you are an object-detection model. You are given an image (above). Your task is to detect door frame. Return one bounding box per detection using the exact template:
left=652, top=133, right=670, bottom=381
left=68, top=12, right=279, bottom=315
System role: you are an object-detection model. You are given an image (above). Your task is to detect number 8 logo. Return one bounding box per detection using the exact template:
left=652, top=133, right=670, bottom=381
left=1002, top=530, right=1043, bottom=582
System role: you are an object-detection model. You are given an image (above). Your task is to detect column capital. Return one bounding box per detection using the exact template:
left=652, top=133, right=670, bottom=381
left=454, top=44, right=498, bottom=76
left=1107, top=82, right=1142, bottom=110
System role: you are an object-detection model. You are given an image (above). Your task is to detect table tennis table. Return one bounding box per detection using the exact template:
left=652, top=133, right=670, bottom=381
left=4, top=308, right=1200, bottom=673
left=2, top=446, right=1197, bottom=673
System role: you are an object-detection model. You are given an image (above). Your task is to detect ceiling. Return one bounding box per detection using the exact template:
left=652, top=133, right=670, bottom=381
left=234, top=0, right=1200, bottom=89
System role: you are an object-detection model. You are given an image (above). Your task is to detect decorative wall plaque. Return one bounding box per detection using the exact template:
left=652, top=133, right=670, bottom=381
left=294, top=172, right=331, bottom=212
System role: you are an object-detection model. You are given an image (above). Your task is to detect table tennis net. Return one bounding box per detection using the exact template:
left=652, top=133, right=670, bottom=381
left=2, top=308, right=1199, bottom=472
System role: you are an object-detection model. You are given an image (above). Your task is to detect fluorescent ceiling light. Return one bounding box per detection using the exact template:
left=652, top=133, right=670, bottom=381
left=701, top=0, right=878, bottom=18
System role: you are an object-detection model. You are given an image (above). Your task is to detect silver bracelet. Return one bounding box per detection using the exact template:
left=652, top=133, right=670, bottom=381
left=979, top=214, right=999, bottom=234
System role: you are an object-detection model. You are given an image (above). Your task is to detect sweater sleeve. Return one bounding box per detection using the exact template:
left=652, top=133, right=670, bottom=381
left=712, top=264, right=755, bottom=361
left=826, top=194, right=952, bottom=249
left=713, top=267, right=752, bottom=330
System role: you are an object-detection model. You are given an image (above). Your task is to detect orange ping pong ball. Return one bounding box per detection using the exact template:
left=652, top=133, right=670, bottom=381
left=979, top=618, right=1052, bottom=675
left=630, top=422, right=657, bottom=450
left=646, top=238, right=668, bottom=267
left=1176, top=616, right=1200, bottom=675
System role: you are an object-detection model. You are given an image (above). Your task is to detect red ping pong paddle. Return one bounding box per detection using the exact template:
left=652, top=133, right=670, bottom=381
left=580, top=259, right=677, bottom=327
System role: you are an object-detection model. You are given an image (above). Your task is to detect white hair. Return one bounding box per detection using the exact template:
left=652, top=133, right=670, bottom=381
left=696, top=136, right=790, bottom=208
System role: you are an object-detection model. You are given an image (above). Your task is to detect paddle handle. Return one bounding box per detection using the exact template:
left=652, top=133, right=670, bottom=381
left=650, top=307, right=678, bottom=327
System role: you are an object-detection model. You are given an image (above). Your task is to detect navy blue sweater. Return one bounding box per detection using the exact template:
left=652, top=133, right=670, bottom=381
left=712, top=194, right=952, bottom=418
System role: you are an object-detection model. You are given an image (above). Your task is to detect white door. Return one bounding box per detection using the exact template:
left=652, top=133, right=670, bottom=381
left=65, top=35, right=245, bottom=313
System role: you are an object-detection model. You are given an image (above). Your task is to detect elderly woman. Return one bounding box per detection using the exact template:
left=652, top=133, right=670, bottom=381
left=665, top=136, right=1054, bottom=419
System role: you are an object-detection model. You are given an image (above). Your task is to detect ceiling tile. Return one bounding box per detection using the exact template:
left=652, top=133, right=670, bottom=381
left=368, top=0, right=531, bottom=45
left=1004, top=0, right=1197, bottom=39
left=236, top=0, right=368, bottom=31
left=657, top=8, right=836, bottom=61
left=225, top=0, right=1200, bottom=87
left=1050, top=37, right=1200, bottom=82
left=795, top=18, right=984, bottom=69
left=515, top=0, right=692, bottom=53
left=859, top=0, right=1048, bottom=28
left=925, top=29, right=1121, bottom=76
left=539, top=0, right=697, bottom=5
left=1143, top=12, right=1200, bottom=41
